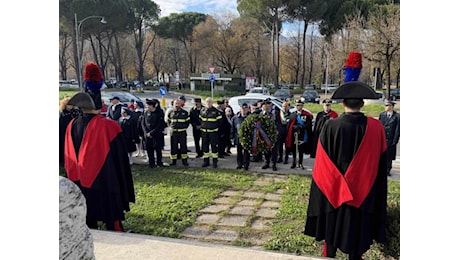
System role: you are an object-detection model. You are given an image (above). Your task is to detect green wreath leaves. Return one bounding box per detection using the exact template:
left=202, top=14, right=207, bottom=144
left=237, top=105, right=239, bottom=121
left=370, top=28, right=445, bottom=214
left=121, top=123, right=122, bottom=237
left=238, top=113, right=278, bottom=155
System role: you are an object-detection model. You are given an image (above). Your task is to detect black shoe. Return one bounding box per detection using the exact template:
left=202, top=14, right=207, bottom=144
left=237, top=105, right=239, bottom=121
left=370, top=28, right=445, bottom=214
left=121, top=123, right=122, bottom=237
left=387, top=173, right=392, bottom=176
left=218, top=155, right=225, bottom=158
left=277, top=158, right=283, bottom=163
left=149, top=164, right=156, bottom=169
left=171, top=161, right=177, bottom=166
left=244, top=165, right=249, bottom=171
left=250, top=158, right=259, bottom=162
left=157, top=163, right=164, bottom=167
left=262, top=163, right=269, bottom=169
left=272, top=165, right=278, bottom=171
left=290, top=163, right=296, bottom=169
left=298, top=164, right=304, bottom=169
left=182, top=162, right=189, bottom=166
left=236, top=165, right=242, bottom=169
left=202, top=161, right=210, bottom=167
left=283, top=158, right=288, bottom=164
left=187, top=149, right=191, bottom=152
left=225, top=152, right=231, bottom=156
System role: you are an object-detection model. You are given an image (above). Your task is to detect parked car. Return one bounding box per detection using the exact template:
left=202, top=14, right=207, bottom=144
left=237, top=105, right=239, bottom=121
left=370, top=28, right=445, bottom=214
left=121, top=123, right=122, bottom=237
left=390, top=88, right=400, bottom=100
left=320, top=84, right=337, bottom=92
left=304, top=84, right=316, bottom=90
left=101, top=90, right=144, bottom=108
left=363, top=91, right=386, bottom=105
left=273, top=89, right=293, bottom=101
left=248, top=87, right=270, bottom=95
left=300, top=90, right=320, bottom=104
left=229, top=94, right=297, bottom=113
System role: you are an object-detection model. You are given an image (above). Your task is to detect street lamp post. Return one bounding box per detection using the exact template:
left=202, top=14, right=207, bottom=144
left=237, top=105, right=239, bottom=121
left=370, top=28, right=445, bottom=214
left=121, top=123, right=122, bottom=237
left=74, top=13, right=107, bottom=92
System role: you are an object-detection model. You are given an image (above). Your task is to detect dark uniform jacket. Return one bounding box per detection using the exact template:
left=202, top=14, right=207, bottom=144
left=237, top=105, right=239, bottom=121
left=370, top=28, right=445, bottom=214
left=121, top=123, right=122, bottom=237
left=189, top=106, right=202, bottom=131
left=107, top=103, right=124, bottom=121
left=141, top=108, right=166, bottom=149
left=310, top=110, right=338, bottom=158
left=118, top=115, right=138, bottom=153
left=199, top=106, right=222, bottom=132
left=378, top=111, right=400, bottom=160
left=167, top=108, right=190, bottom=132
left=286, top=109, right=313, bottom=154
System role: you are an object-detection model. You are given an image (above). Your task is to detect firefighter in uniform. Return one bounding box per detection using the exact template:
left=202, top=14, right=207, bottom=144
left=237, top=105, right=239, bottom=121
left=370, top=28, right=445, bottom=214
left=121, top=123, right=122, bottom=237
left=189, top=98, right=203, bottom=158
left=199, top=97, right=223, bottom=168
left=167, top=99, right=190, bottom=166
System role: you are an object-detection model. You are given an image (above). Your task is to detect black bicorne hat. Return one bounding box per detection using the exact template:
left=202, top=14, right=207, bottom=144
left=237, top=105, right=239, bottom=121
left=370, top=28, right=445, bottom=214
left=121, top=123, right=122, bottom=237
left=67, top=93, right=97, bottom=110
left=331, top=81, right=378, bottom=99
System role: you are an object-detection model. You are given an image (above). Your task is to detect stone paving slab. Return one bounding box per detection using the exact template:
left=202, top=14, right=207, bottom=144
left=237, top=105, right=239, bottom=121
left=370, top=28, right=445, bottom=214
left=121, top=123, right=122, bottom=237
left=221, top=190, right=241, bottom=197
left=255, top=208, right=278, bottom=218
left=251, top=218, right=273, bottom=230
left=229, top=206, right=255, bottom=215
left=205, top=229, right=238, bottom=241
left=259, top=201, right=281, bottom=208
left=242, top=191, right=265, bottom=199
left=195, top=214, right=220, bottom=224
left=199, top=204, right=230, bottom=214
left=181, top=226, right=211, bottom=238
left=214, top=196, right=235, bottom=204
left=217, top=215, right=249, bottom=227
left=253, top=179, right=272, bottom=186
left=265, top=193, right=282, bottom=201
left=237, top=199, right=258, bottom=206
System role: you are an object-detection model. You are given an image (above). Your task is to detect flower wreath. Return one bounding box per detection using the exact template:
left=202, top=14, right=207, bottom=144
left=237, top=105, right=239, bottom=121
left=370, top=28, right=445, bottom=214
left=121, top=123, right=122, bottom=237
left=238, top=113, right=278, bottom=155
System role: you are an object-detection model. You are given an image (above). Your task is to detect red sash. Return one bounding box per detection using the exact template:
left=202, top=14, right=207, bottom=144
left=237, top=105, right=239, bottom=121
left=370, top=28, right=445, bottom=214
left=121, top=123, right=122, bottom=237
left=64, top=115, right=121, bottom=188
left=312, top=117, right=387, bottom=208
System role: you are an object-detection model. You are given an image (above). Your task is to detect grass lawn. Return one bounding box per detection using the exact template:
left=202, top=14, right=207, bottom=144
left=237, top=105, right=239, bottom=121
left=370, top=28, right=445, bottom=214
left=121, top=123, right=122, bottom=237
left=59, top=164, right=400, bottom=259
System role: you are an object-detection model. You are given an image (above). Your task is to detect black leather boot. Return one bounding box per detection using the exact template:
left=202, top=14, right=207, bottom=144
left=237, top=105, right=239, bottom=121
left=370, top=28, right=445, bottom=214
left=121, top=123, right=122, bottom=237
left=182, top=158, right=188, bottom=166
left=212, top=158, right=218, bottom=168
left=202, top=158, right=210, bottom=167
left=170, top=159, right=177, bottom=166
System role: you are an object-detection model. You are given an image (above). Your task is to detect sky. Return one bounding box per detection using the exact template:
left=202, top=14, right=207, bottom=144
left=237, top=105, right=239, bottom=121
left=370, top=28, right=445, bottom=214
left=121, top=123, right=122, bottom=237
left=154, top=0, right=302, bottom=37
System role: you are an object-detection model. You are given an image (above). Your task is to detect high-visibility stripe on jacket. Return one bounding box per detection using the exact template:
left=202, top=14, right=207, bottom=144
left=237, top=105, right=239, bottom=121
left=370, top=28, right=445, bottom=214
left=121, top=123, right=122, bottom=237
left=168, top=108, right=190, bottom=131
left=199, top=106, right=222, bottom=132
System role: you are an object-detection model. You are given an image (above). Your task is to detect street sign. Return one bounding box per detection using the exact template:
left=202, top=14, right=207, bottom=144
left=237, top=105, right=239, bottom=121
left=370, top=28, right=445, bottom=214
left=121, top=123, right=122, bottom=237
left=208, top=66, right=216, bottom=74
left=209, top=74, right=215, bottom=82
left=159, top=86, right=167, bottom=96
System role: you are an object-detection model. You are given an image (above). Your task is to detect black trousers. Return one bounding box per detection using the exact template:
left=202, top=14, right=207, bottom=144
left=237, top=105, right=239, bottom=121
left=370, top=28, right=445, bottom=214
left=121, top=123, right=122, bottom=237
left=202, top=132, right=219, bottom=158
left=146, top=146, right=162, bottom=167
left=192, top=128, right=202, bottom=156
left=171, top=131, right=188, bottom=159
left=278, top=126, right=288, bottom=159
left=236, top=143, right=250, bottom=168
left=263, top=141, right=279, bottom=165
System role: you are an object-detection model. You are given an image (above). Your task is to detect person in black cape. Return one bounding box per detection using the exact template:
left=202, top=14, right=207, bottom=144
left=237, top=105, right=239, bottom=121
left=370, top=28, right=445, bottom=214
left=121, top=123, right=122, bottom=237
left=64, top=62, right=135, bottom=232
left=304, top=81, right=388, bottom=259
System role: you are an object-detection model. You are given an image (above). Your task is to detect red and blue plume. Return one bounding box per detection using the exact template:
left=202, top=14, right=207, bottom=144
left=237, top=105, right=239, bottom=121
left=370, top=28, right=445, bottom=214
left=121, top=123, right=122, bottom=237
left=83, top=62, right=104, bottom=92
left=343, top=51, right=362, bottom=82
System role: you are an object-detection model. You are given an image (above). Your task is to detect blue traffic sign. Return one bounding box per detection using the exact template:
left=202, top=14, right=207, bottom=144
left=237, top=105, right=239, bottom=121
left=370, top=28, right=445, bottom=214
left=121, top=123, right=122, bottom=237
left=159, top=87, right=167, bottom=96
left=209, top=74, right=215, bottom=82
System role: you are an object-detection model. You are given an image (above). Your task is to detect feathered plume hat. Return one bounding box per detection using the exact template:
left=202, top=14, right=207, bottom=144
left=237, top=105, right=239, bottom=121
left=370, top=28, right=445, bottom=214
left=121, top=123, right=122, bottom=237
left=343, top=51, right=362, bottom=82
left=332, top=51, right=377, bottom=99
left=83, top=62, right=104, bottom=109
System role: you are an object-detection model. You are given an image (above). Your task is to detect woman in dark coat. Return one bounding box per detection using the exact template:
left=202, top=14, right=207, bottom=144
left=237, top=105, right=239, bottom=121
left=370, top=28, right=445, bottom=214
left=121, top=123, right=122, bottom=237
left=118, top=107, right=139, bottom=165
left=141, top=99, right=166, bottom=168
